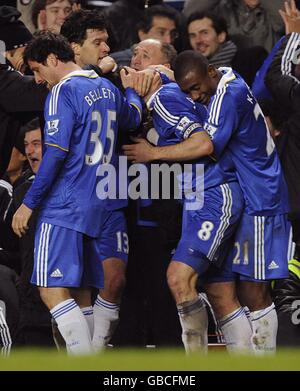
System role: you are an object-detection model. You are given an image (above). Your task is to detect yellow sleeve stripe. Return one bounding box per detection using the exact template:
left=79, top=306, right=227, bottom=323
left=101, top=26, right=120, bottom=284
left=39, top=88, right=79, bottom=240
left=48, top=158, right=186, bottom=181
left=130, top=103, right=142, bottom=121
left=289, top=259, right=300, bottom=279
left=190, top=130, right=203, bottom=136
left=45, top=143, right=69, bottom=152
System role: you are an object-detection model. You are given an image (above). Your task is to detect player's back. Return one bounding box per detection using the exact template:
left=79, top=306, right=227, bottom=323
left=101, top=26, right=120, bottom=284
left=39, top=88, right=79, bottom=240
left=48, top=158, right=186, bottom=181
left=149, top=82, right=237, bottom=193
left=206, top=69, right=289, bottom=216
left=40, top=70, right=139, bottom=236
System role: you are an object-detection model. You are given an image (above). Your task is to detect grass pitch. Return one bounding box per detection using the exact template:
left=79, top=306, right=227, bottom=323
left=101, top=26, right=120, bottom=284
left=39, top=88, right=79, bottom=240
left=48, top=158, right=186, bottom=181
left=1, top=348, right=300, bottom=371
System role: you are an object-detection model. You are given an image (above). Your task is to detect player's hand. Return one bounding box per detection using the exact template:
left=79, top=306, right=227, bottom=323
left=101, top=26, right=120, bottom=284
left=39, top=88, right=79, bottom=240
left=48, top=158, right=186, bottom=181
left=120, top=66, right=137, bottom=89
left=122, top=137, right=157, bottom=163
left=279, top=0, right=300, bottom=34
left=12, top=203, right=32, bottom=238
left=98, top=56, right=118, bottom=74
left=133, top=69, right=156, bottom=97
left=147, top=65, right=175, bottom=81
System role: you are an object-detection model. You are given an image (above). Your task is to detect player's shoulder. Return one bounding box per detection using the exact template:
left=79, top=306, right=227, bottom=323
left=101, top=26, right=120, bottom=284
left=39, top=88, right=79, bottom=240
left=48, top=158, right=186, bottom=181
left=159, top=81, right=183, bottom=97
left=46, top=78, right=72, bottom=115
left=49, top=77, right=72, bottom=99
left=228, top=72, right=250, bottom=101
left=156, top=82, right=193, bottom=108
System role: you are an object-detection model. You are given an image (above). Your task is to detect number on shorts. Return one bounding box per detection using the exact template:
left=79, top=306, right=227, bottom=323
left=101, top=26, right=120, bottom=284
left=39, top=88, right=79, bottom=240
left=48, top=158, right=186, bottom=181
left=232, top=241, right=249, bottom=265
left=116, top=231, right=129, bottom=254
left=197, top=221, right=214, bottom=241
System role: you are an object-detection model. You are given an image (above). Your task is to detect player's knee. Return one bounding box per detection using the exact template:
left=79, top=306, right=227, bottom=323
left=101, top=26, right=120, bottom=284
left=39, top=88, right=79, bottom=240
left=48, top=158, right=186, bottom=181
left=238, top=282, right=272, bottom=311
left=38, top=287, right=52, bottom=309
left=167, top=269, right=187, bottom=296
left=38, top=287, right=71, bottom=310
left=205, top=283, right=238, bottom=319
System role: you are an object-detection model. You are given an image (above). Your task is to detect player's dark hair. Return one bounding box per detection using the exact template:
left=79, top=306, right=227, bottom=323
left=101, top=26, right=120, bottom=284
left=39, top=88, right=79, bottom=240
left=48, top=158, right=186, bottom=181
left=23, top=31, right=75, bottom=65
left=173, top=50, right=208, bottom=82
left=61, top=9, right=108, bottom=45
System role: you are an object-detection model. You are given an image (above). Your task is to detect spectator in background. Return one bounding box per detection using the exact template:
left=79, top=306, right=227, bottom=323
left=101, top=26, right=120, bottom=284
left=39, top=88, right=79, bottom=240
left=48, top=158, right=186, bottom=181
left=0, top=6, right=33, bottom=74
left=18, top=0, right=35, bottom=33
left=183, top=0, right=285, bottom=53
left=8, top=119, right=54, bottom=348
left=111, top=4, right=180, bottom=67
left=186, top=11, right=267, bottom=86
left=0, top=5, right=48, bottom=179
left=31, top=0, right=75, bottom=33
left=0, top=146, right=26, bottom=275
left=187, top=11, right=237, bottom=68
left=103, top=0, right=163, bottom=52
left=0, top=130, right=27, bottom=353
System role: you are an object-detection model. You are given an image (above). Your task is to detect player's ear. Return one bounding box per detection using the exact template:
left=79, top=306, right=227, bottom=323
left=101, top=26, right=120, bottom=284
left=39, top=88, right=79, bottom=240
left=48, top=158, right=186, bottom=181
left=46, top=53, right=58, bottom=67
left=71, top=42, right=81, bottom=57
left=207, top=64, right=217, bottom=78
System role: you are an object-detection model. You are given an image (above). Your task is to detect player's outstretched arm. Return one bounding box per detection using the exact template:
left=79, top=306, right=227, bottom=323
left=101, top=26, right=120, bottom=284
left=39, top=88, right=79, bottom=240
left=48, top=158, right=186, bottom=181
left=123, top=132, right=213, bottom=163
left=11, top=146, right=67, bottom=237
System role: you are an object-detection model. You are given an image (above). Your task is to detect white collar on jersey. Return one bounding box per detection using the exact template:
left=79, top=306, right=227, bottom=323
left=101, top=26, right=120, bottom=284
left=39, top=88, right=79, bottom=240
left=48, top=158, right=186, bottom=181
left=61, top=69, right=99, bottom=81
left=216, top=67, right=236, bottom=90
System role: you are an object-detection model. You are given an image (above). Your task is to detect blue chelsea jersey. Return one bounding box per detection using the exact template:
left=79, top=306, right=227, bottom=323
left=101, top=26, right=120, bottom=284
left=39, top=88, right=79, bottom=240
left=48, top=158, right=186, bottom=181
left=40, top=70, right=141, bottom=237
left=147, top=82, right=237, bottom=194
left=205, top=67, right=289, bottom=215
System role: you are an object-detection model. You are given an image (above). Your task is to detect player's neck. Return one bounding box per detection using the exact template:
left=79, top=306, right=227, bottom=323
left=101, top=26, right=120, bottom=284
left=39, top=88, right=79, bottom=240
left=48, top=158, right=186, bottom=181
left=58, top=62, right=82, bottom=82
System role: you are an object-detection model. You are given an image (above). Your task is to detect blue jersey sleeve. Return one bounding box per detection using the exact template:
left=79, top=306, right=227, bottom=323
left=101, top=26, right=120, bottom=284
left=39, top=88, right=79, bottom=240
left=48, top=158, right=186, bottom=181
left=23, top=146, right=67, bottom=209
left=151, top=88, right=205, bottom=141
left=205, top=89, right=238, bottom=159
left=117, top=87, right=142, bottom=130
left=44, top=81, right=76, bottom=152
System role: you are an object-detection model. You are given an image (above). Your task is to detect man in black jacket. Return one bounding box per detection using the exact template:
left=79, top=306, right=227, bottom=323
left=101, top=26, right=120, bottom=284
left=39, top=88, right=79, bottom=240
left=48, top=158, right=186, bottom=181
left=6, top=118, right=54, bottom=347
left=0, top=6, right=48, bottom=177
left=265, top=32, right=300, bottom=262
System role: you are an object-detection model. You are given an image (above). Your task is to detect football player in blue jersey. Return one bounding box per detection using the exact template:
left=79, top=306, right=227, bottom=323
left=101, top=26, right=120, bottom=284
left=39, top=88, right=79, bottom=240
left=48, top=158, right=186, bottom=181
left=173, top=51, right=290, bottom=354
left=122, top=65, right=255, bottom=353
left=12, top=32, right=142, bottom=354
left=59, top=8, right=122, bottom=350
left=125, top=50, right=290, bottom=353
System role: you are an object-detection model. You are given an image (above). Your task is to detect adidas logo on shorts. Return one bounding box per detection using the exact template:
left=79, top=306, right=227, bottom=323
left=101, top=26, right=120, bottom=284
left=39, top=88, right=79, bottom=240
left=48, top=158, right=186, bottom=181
left=50, top=268, right=63, bottom=278
left=268, top=261, right=279, bottom=270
